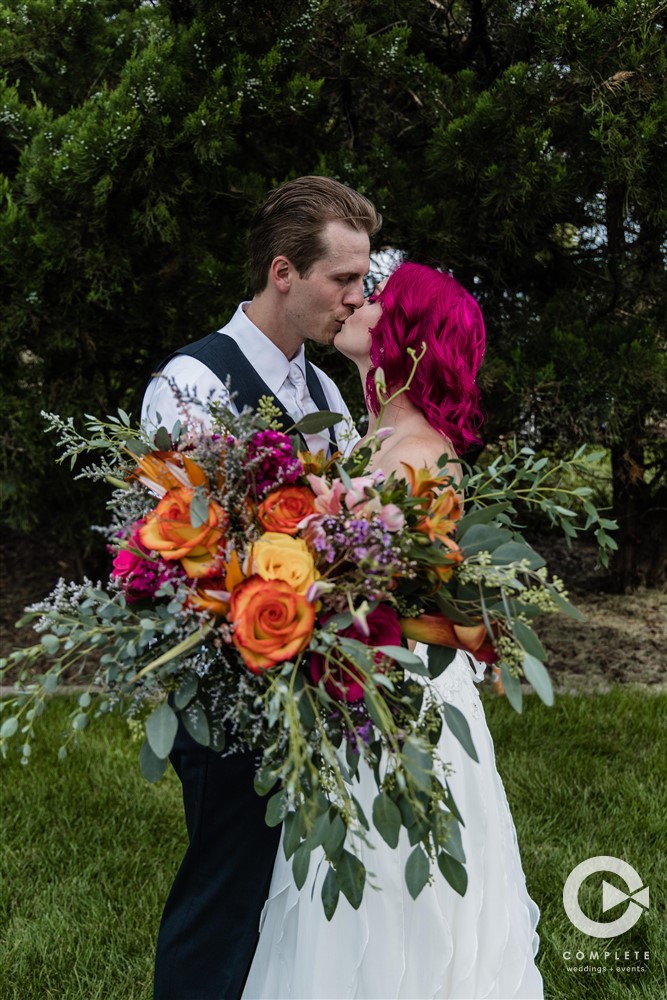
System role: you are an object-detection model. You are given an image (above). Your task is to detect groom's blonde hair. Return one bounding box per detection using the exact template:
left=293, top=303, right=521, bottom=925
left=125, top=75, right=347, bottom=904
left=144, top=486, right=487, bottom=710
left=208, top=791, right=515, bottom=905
left=248, top=176, right=381, bottom=293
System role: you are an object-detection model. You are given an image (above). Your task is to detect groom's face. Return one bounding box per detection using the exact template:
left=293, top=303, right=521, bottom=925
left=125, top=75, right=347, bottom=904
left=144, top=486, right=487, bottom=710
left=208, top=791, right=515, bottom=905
left=286, top=221, right=370, bottom=347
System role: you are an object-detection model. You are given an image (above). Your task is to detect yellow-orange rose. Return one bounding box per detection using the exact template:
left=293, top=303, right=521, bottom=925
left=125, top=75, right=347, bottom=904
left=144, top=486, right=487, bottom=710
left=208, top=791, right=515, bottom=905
left=257, top=486, right=317, bottom=535
left=231, top=575, right=315, bottom=672
left=251, top=532, right=318, bottom=595
left=139, top=486, right=226, bottom=578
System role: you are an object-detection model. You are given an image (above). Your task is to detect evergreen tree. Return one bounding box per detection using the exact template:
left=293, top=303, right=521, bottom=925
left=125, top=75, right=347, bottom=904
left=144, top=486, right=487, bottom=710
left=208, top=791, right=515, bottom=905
left=1, top=0, right=665, bottom=587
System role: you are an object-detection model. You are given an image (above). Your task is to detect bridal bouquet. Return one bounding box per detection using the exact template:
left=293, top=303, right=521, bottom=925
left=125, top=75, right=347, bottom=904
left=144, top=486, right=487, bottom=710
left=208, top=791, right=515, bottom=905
left=0, top=381, right=615, bottom=917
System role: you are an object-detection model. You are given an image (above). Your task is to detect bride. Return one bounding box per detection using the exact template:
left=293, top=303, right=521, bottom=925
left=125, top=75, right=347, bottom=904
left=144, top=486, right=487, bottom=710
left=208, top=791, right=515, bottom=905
left=243, top=262, right=544, bottom=1000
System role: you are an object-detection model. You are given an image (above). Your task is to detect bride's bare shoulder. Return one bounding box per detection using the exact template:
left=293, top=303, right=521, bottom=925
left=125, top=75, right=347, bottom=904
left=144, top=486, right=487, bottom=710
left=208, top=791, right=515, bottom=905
left=377, top=432, right=459, bottom=479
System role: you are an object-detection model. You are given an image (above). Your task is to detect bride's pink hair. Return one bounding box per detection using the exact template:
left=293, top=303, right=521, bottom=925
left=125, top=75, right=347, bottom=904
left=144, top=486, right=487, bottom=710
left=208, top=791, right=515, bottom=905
left=365, top=262, right=485, bottom=454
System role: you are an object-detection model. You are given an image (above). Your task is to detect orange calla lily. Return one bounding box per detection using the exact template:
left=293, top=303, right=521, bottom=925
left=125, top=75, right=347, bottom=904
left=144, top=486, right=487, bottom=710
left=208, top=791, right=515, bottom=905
left=400, top=613, right=497, bottom=663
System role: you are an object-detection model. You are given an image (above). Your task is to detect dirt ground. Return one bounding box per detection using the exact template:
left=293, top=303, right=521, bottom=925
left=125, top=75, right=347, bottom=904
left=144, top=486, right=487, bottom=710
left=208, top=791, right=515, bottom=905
left=1, top=531, right=665, bottom=692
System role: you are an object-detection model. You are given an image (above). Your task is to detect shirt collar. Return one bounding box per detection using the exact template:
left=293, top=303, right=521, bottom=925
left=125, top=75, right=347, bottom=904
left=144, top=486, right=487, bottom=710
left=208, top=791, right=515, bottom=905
left=220, top=303, right=307, bottom=395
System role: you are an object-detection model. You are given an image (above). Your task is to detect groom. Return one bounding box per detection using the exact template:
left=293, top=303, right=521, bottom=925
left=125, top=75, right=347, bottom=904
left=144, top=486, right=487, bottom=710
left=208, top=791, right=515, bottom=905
left=142, top=176, right=381, bottom=1000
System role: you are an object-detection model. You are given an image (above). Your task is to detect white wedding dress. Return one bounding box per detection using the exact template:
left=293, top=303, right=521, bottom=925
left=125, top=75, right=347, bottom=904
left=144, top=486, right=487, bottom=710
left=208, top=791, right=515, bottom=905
left=243, top=646, right=543, bottom=1000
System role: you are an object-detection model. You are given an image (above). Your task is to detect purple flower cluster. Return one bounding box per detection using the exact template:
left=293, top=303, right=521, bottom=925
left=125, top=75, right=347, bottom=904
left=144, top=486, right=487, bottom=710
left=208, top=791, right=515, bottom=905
left=245, top=429, right=302, bottom=498
left=304, top=513, right=415, bottom=600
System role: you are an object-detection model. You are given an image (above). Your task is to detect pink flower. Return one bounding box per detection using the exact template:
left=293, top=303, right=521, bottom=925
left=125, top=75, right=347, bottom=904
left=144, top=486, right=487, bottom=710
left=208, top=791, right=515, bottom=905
left=379, top=503, right=405, bottom=532
left=307, top=474, right=347, bottom=515
left=344, top=472, right=385, bottom=511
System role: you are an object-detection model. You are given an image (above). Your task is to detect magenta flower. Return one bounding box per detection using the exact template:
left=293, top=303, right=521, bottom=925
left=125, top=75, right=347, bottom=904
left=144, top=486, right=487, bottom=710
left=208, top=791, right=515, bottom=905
left=112, top=521, right=184, bottom=602
left=246, top=429, right=303, bottom=498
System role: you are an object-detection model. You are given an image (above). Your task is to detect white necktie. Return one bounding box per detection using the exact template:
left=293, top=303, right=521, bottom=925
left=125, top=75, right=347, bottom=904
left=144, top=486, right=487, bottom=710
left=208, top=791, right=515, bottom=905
left=284, top=361, right=313, bottom=420
left=282, top=361, right=331, bottom=455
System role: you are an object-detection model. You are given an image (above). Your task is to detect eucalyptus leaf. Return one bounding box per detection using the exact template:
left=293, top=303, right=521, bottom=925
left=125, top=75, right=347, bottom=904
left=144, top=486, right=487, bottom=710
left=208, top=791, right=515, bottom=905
left=145, top=702, right=178, bottom=759
left=324, top=814, right=346, bottom=859
left=500, top=663, right=523, bottom=713
left=153, top=427, right=172, bottom=451
left=437, top=851, right=468, bottom=896
left=291, top=411, right=343, bottom=434
left=265, top=789, right=288, bottom=828
left=375, top=644, right=424, bottom=667
left=308, top=810, right=332, bottom=849
left=41, top=634, right=60, bottom=655
left=190, top=488, right=209, bottom=529
left=282, top=813, right=301, bottom=860
left=427, top=645, right=456, bottom=678
left=402, top=737, right=433, bottom=792
left=457, top=501, right=513, bottom=535
left=443, top=781, right=465, bottom=826
left=292, top=842, right=311, bottom=890
left=321, top=866, right=340, bottom=921
left=298, top=691, right=316, bottom=728
left=336, top=850, right=365, bottom=909
left=459, top=523, right=512, bottom=556
left=351, top=795, right=370, bottom=831
left=372, top=792, right=402, bottom=848
left=125, top=439, right=151, bottom=456
left=254, top=765, right=277, bottom=797
left=522, top=653, right=554, bottom=706
left=513, top=620, right=547, bottom=660
left=491, top=541, right=545, bottom=569
left=182, top=704, right=210, bottom=747
left=433, top=592, right=474, bottom=625
left=405, top=844, right=430, bottom=899
left=551, top=591, right=586, bottom=621
left=174, top=674, right=198, bottom=710
left=139, top=740, right=168, bottom=782
left=441, top=818, right=466, bottom=863
left=43, top=673, right=59, bottom=694
left=0, top=716, right=18, bottom=739
left=443, top=702, right=479, bottom=762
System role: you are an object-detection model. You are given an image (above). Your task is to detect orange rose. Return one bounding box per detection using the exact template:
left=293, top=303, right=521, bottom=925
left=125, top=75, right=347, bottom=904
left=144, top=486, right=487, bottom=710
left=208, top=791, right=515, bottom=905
left=230, top=575, right=315, bottom=673
left=139, top=486, right=226, bottom=578
left=257, top=486, right=317, bottom=535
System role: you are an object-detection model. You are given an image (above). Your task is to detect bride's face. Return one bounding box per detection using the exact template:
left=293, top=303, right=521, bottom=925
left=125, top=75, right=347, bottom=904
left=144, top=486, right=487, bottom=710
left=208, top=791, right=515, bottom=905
left=334, top=280, right=386, bottom=363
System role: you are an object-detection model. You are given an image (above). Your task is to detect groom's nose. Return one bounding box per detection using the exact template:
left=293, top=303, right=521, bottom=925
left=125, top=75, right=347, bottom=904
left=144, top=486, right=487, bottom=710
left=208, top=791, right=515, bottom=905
left=343, top=279, right=365, bottom=310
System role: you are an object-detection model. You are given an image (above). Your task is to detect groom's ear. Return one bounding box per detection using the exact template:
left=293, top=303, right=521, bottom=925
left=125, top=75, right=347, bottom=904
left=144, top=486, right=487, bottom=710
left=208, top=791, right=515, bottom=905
left=269, top=255, right=293, bottom=294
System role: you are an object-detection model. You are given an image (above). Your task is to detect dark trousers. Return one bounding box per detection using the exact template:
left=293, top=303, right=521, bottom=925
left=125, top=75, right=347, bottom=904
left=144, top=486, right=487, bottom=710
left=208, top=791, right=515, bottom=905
left=153, top=719, right=281, bottom=1000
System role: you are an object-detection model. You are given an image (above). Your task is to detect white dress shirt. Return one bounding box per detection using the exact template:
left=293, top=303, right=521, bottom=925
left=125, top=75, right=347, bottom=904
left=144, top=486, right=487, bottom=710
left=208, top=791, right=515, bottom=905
left=141, top=303, right=360, bottom=456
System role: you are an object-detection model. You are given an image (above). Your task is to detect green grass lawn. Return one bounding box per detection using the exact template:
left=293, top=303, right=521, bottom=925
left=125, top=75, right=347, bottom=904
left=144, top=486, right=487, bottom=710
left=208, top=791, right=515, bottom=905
left=1, top=690, right=664, bottom=999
